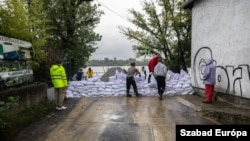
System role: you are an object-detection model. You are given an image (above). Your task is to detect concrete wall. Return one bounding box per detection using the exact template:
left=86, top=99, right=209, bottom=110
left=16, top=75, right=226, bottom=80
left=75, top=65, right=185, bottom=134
left=0, top=82, right=48, bottom=111
left=191, top=0, right=250, bottom=99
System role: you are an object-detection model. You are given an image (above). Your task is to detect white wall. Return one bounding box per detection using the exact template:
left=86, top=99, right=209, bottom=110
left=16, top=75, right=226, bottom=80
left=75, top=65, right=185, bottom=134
left=191, top=0, right=250, bottom=99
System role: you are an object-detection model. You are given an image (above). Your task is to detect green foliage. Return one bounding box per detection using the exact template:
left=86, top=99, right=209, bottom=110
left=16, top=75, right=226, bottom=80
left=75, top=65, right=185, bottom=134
left=119, top=0, right=191, bottom=72
left=28, top=0, right=52, bottom=66
left=0, top=0, right=52, bottom=73
left=0, top=96, right=20, bottom=132
left=4, top=96, right=20, bottom=110
left=45, top=0, right=104, bottom=75
left=0, top=0, right=102, bottom=81
left=0, top=0, right=32, bottom=40
left=0, top=99, right=56, bottom=141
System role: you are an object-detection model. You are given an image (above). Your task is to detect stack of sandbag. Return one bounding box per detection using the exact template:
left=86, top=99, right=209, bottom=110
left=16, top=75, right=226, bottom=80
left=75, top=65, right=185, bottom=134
left=66, top=69, right=194, bottom=98
left=163, top=70, right=193, bottom=95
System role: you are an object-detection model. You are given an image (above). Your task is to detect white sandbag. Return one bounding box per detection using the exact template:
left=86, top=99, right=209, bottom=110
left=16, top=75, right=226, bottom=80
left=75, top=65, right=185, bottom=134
left=134, top=74, right=142, bottom=82
left=119, top=87, right=126, bottom=91
left=67, top=86, right=75, bottom=91
left=164, top=91, right=176, bottom=96
left=66, top=90, right=74, bottom=98
left=66, top=68, right=194, bottom=98
left=136, top=83, right=144, bottom=89
left=104, top=88, right=112, bottom=92
left=180, top=69, right=190, bottom=78
left=112, top=85, right=119, bottom=89
left=182, top=84, right=191, bottom=88
left=148, top=76, right=157, bottom=88
left=116, top=71, right=126, bottom=80
left=140, top=74, right=146, bottom=82
left=80, top=93, right=88, bottom=97
left=109, top=76, right=116, bottom=81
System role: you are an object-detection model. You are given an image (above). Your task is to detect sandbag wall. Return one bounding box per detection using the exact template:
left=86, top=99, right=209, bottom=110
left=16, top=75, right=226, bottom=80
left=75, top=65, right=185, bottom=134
left=66, top=69, right=194, bottom=98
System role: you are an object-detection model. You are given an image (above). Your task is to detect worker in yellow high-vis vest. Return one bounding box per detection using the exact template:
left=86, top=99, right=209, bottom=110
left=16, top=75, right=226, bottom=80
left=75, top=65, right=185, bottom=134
left=86, top=67, right=94, bottom=78
left=50, top=60, right=68, bottom=111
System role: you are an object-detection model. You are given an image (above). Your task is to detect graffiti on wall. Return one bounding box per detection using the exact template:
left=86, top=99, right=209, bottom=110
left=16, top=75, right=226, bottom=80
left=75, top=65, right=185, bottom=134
left=193, top=46, right=250, bottom=98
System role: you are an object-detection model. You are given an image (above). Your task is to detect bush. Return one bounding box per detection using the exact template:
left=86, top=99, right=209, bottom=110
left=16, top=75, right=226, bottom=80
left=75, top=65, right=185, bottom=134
left=0, top=98, right=56, bottom=141
left=0, top=96, right=20, bottom=129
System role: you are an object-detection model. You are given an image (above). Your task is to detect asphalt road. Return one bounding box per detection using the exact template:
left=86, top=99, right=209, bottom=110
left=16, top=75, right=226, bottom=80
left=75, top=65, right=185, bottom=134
left=16, top=95, right=218, bottom=141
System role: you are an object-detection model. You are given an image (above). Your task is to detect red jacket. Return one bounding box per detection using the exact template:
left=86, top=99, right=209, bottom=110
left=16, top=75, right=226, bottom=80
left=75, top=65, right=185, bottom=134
left=148, top=55, right=161, bottom=73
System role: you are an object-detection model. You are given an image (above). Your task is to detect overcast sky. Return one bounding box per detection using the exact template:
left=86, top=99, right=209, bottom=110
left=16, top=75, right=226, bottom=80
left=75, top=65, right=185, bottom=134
left=91, top=0, right=145, bottom=60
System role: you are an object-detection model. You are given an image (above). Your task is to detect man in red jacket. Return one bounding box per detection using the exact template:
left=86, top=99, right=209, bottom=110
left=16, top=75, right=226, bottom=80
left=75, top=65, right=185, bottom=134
left=147, top=55, right=161, bottom=83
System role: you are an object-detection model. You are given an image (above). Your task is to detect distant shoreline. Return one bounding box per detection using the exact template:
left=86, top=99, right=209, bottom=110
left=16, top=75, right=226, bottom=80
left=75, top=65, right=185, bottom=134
left=87, top=59, right=148, bottom=66
left=83, top=66, right=148, bottom=77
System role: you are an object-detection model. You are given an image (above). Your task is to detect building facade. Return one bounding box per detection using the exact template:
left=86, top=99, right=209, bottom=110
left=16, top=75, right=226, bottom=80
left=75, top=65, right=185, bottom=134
left=183, top=0, right=250, bottom=99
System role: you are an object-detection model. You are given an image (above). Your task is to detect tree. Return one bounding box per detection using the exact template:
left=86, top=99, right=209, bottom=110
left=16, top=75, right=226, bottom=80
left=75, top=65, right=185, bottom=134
left=0, top=0, right=51, bottom=63
left=119, top=0, right=191, bottom=72
left=0, top=0, right=55, bottom=82
left=26, top=0, right=53, bottom=82
left=0, top=0, right=51, bottom=66
left=26, top=0, right=51, bottom=63
left=0, top=0, right=32, bottom=40
left=45, top=0, right=103, bottom=76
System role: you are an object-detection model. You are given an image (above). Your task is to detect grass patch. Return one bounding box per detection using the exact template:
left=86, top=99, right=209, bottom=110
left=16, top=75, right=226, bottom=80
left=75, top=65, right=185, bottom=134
left=0, top=99, right=56, bottom=141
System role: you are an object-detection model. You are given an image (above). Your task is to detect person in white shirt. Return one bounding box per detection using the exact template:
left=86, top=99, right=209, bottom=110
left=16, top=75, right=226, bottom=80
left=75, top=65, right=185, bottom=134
left=154, top=58, right=167, bottom=100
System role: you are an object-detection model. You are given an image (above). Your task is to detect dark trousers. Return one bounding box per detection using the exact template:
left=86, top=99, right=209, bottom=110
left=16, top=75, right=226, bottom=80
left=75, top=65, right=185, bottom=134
left=148, top=68, right=151, bottom=83
left=148, top=73, right=151, bottom=83
left=155, top=76, right=166, bottom=95
left=126, top=77, right=138, bottom=95
left=76, top=77, right=81, bottom=81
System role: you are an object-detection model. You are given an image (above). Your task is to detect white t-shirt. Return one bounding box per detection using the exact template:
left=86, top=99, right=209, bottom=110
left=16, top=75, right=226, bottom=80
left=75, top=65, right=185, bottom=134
left=154, top=62, right=167, bottom=76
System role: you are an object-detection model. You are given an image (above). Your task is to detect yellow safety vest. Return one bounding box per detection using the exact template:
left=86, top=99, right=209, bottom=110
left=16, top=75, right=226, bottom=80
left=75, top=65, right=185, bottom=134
left=86, top=70, right=94, bottom=78
left=50, top=65, right=68, bottom=88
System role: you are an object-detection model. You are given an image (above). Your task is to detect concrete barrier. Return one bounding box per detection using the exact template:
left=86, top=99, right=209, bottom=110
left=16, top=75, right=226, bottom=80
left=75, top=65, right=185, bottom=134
left=0, top=82, right=48, bottom=111
left=193, top=87, right=250, bottom=110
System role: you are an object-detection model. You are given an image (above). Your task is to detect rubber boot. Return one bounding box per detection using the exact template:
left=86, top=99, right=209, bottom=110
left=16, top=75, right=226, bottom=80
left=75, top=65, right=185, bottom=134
left=134, top=88, right=141, bottom=97
left=126, top=94, right=132, bottom=97
left=126, top=90, right=132, bottom=97
left=159, top=93, right=163, bottom=100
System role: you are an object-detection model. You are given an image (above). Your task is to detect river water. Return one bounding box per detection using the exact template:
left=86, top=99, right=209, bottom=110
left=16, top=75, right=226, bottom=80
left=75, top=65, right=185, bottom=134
left=83, top=66, right=148, bottom=77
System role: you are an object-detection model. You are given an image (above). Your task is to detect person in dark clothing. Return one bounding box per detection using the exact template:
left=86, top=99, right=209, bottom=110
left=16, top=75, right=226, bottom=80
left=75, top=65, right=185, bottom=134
left=76, top=69, right=83, bottom=81
left=126, top=62, right=141, bottom=97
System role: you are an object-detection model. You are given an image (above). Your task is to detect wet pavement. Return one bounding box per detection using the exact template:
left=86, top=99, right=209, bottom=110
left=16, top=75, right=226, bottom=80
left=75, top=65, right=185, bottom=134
left=17, top=95, right=221, bottom=141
